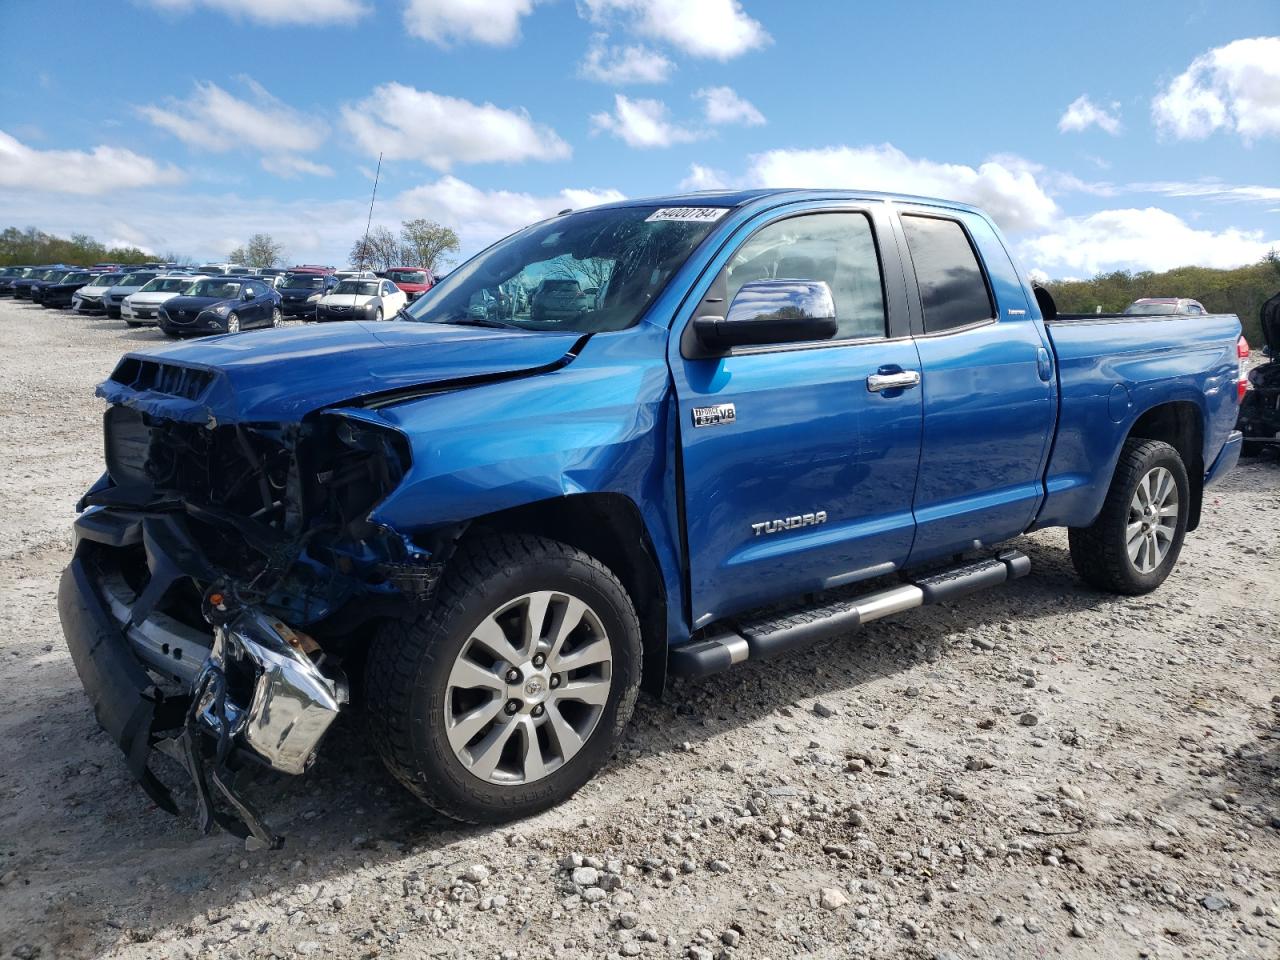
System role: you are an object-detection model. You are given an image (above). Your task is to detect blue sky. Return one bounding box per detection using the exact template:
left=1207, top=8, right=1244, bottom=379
left=0, top=0, right=1276, bottom=278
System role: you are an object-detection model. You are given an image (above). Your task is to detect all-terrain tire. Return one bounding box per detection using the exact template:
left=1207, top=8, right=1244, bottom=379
left=363, top=533, right=642, bottom=824
left=1068, top=438, right=1189, bottom=595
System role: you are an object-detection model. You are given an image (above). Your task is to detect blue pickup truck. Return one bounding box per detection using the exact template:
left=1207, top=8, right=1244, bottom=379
left=59, top=189, right=1245, bottom=841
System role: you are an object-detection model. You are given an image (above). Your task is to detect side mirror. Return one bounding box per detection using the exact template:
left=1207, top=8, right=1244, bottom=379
left=693, top=278, right=838, bottom=351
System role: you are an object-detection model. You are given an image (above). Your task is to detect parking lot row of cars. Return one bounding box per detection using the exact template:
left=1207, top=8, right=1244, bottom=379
left=0, top=262, right=439, bottom=337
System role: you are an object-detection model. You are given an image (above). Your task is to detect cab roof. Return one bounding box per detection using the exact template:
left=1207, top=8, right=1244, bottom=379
left=591, top=188, right=985, bottom=215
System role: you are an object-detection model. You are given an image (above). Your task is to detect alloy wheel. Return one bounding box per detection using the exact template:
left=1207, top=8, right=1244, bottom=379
left=444, top=590, right=613, bottom=785
left=227, top=313, right=240, bottom=334
left=271, top=307, right=281, bottom=327
left=1127, top=466, right=1178, bottom=573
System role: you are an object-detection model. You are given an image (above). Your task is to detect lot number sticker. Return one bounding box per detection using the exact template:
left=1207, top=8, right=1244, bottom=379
left=645, top=207, right=729, bottom=223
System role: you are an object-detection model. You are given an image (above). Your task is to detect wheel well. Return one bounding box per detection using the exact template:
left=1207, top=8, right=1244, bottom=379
left=1127, top=402, right=1204, bottom=530
left=460, top=493, right=669, bottom=695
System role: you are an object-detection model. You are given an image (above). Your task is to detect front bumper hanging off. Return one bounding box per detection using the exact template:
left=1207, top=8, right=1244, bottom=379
left=58, top=510, right=348, bottom=845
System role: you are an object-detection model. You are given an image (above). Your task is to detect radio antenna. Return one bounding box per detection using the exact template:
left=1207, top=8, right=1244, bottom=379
left=357, top=152, right=383, bottom=273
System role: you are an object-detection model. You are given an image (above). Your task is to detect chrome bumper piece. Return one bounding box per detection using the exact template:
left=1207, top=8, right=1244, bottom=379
left=198, top=608, right=348, bottom=776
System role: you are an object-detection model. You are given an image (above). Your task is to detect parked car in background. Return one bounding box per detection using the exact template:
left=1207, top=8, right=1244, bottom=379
left=103, top=271, right=161, bottom=318
left=385, top=266, right=435, bottom=301
left=276, top=270, right=335, bottom=319
left=1123, top=297, right=1207, bottom=316
left=38, top=271, right=98, bottom=308
left=30, top=269, right=78, bottom=305
left=72, top=273, right=126, bottom=315
left=0, top=266, right=33, bottom=294
left=530, top=277, right=592, bottom=322
left=158, top=276, right=281, bottom=337
left=121, top=274, right=204, bottom=327
left=1238, top=291, right=1280, bottom=456
left=335, top=268, right=379, bottom=282
left=255, top=267, right=286, bottom=287
left=196, top=263, right=250, bottom=276
left=315, top=277, right=406, bottom=322
left=12, top=266, right=72, bottom=300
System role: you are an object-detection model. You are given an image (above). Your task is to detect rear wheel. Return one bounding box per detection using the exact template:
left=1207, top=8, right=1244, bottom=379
left=1068, top=438, right=1189, bottom=594
left=364, top=534, right=642, bottom=823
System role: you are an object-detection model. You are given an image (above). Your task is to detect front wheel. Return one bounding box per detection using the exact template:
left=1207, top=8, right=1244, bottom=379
left=270, top=307, right=281, bottom=327
left=1068, top=438, right=1189, bottom=594
left=364, top=534, right=642, bottom=823
left=226, top=313, right=240, bottom=334
left=373, top=307, right=383, bottom=322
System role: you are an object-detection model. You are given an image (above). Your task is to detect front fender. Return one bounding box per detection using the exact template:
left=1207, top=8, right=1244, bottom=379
left=343, top=326, right=691, bottom=645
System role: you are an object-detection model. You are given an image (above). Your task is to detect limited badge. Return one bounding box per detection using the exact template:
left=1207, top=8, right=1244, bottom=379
left=646, top=207, right=729, bottom=223
left=692, top=403, right=736, bottom=427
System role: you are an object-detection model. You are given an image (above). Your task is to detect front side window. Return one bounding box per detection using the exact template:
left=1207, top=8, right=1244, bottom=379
left=900, top=215, right=994, bottom=334
left=724, top=212, right=887, bottom=341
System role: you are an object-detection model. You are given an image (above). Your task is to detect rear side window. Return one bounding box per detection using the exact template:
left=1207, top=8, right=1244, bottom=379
left=725, top=212, right=886, bottom=341
left=901, top=215, right=994, bottom=333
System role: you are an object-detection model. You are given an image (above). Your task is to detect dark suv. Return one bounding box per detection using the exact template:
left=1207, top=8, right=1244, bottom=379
left=276, top=271, right=335, bottom=319
left=1239, top=291, right=1280, bottom=456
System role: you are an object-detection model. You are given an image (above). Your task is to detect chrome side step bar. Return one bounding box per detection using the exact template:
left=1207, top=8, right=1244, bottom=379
left=669, top=549, right=1030, bottom=678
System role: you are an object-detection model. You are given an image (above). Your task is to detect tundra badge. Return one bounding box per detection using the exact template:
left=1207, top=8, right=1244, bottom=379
left=692, top=403, right=736, bottom=428
left=752, top=512, right=828, bottom=536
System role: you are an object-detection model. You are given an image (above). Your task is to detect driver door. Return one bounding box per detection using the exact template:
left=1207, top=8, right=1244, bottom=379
left=669, top=203, right=923, bottom=629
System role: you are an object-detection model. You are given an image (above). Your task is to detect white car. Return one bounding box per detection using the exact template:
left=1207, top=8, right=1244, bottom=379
left=334, top=269, right=380, bottom=281
left=121, top=274, right=206, bottom=327
left=71, top=273, right=127, bottom=315
left=314, top=278, right=407, bottom=323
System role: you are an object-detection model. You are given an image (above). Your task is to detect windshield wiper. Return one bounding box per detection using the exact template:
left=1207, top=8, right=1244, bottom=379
left=440, top=315, right=522, bottom=330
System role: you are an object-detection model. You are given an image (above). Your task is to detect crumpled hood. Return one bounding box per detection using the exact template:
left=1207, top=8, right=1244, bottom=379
left=97, top=321, right=584, bottom=424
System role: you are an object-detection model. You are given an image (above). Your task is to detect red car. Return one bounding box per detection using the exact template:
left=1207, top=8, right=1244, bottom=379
left=385, top=266, right=435, bottom=301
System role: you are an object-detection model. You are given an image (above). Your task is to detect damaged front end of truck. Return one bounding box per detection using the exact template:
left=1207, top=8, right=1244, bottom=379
left=59, top=354, right=444, bottom=846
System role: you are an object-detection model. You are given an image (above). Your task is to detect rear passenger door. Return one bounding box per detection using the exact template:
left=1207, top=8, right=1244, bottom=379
left=896, top=207, right=1056, bottom=564
left=670, top=203, right=924, bottom=628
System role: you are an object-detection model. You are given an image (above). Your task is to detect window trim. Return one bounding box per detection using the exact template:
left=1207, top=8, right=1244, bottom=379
left=898, top=211, right=998, bottom=337
left=710, top=208, right=892, bottom=356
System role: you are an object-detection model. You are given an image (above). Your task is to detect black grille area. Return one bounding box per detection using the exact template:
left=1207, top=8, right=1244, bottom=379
left=111, top=358, right=215, bottom=401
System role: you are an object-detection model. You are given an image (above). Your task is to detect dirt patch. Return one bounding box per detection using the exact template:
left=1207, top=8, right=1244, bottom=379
left=1, top=300, right=1277, bottom=959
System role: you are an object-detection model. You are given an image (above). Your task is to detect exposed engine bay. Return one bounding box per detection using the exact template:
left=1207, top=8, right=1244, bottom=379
left=67, top=391, right=442, bottom=845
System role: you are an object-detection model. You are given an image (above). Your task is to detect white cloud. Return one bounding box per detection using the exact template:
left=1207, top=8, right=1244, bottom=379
left=0, top=129, right=185, bottom=195
left=142, top=0, right=367, bottom=25
left=582, top=0, right=769, bottom=61
left=1126, top=179, right=1280, bottom=205
left=0, top=173, right=624, bottom=264
left=743, top=144, right=1059, bottom=231
left=139, top=78, right=331, bottom=178
left=696, top=86, right=765, bottom=126
left=1153, top=36, right=1280, bottom=141
left=1020, top=207, right=1279, bottom=276
left=261, top=155, right=335, bottom=178
left=1058, top=95, right=1122, bottom=135
left=342, top=83, right=570, bottom=170
left=403, top=0, right=535, bottom=46
left=397, top=175, right=626, bottom=248
left=590, top=94, right=702, bottom=148
left=679, top=163, right=730, bottom=191
left=580, top=34, right=674, bottom=84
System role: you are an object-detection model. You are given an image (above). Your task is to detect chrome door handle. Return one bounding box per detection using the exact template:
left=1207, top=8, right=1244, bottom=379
left=866, top=370, right=921, bottom=392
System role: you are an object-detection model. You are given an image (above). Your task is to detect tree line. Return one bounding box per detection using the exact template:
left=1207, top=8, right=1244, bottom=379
left=1043, top=252, right=1280, bottom=345
left=0, top=217, right=462, bottom=277
left=0, top=226, right=166, bottom=268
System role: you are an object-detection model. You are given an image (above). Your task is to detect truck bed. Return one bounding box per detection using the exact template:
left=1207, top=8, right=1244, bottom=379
left=1036, top=312, right=1242, bottom=530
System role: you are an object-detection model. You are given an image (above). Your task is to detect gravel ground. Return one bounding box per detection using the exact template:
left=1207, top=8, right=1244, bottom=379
left=1, top=298, right=1278, bottom=960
